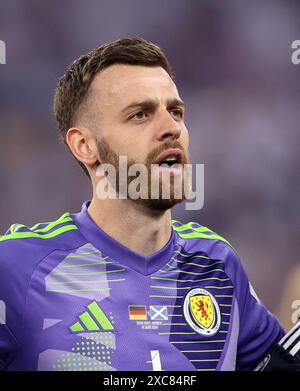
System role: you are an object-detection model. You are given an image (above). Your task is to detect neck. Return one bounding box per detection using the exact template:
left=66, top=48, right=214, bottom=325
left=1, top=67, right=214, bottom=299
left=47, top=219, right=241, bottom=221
left=87, top=195, right=172, bottom=256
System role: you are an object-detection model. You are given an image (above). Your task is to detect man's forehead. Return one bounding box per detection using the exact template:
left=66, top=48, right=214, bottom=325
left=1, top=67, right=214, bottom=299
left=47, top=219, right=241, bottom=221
left=90, top=64, right=179, bottom=101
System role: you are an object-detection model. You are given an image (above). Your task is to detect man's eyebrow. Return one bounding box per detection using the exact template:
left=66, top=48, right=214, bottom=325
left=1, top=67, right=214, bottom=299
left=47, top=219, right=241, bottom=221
left=120, top=98, right=185, bottom=113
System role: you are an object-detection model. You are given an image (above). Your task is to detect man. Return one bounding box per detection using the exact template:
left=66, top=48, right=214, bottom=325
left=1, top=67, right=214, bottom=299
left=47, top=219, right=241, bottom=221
left=0, top=38, right=298, bottom=371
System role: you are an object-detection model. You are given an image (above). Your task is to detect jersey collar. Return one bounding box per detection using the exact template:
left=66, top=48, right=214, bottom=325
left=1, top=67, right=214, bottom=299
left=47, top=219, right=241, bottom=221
left=72, top=200, right=176, bottom=276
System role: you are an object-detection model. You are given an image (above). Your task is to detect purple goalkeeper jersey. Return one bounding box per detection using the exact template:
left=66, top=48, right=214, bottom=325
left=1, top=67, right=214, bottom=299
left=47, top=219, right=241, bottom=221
left=0, top=201, right=284, bottom=371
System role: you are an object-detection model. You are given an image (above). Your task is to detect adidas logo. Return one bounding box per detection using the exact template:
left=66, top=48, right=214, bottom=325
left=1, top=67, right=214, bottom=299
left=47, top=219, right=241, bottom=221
left=70, top=300, right=114, bottom=333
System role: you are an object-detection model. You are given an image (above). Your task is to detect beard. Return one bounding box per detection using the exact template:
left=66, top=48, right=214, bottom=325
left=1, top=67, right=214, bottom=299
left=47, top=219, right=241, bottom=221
left=96, top=137, right=190, bottom=211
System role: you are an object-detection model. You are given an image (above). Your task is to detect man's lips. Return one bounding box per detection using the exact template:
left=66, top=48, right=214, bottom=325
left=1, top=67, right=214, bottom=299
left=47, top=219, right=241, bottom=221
left=154, top=148, right=183, bottom=165
left=152, top=148, right=184, bottom=177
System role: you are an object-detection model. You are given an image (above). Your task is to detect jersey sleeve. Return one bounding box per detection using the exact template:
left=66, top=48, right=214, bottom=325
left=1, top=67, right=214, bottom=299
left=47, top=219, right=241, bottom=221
left=0, top=254, right=20, bottom=370
left=0, top=227, right=37, bottom=370
left=0, top=213, right=83, bottom=370
left=0, top=319, right=20, bottom=370
left=222, top=244, right=285, bottom=370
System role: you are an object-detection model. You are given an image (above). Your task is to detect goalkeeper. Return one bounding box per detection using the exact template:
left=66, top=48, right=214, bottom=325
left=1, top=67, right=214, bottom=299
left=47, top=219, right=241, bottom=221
left=0, top=37, right=298, bottom=371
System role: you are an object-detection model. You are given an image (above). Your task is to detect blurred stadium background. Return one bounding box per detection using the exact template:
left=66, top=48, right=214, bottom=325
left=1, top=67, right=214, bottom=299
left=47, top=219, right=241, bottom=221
left=0, top=0, right=299, bottom=329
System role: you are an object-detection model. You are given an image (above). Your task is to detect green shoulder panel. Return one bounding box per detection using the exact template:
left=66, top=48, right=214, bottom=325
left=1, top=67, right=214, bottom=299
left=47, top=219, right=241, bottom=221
left=172, top=220, right=236, bottom=251
left=0, top=212, right=78, bottom=242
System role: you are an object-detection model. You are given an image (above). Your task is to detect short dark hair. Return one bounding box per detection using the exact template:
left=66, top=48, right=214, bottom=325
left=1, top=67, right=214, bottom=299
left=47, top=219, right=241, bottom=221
left=53, top=37, right=173, bottom=177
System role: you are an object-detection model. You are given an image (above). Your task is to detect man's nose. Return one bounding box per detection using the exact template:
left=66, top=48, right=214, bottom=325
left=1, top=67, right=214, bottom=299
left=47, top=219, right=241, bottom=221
left=155, top=109, right=181, bottom=142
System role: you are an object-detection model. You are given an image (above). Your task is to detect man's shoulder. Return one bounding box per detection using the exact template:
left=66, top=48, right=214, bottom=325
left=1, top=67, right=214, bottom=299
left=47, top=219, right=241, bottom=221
left=172, top=219, right=239, bottom=261
left=0, top=211, right=85, bottom=266
left=172, top=219, right=247, bottom=289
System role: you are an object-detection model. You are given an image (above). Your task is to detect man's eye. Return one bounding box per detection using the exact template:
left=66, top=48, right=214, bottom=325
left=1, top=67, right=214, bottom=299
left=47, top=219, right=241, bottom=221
left=131, top=111, right=147, bottom=120
left=170, top=109, right=184, bottom=119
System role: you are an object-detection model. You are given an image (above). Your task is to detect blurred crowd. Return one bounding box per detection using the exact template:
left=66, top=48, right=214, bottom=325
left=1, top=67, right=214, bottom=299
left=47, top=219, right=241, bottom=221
left=0, top=0, right=299, bottom=325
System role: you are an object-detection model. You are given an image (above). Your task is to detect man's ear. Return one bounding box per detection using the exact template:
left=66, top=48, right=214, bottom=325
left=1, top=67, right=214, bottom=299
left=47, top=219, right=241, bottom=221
left=66, top=126, right=100, bottom=168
